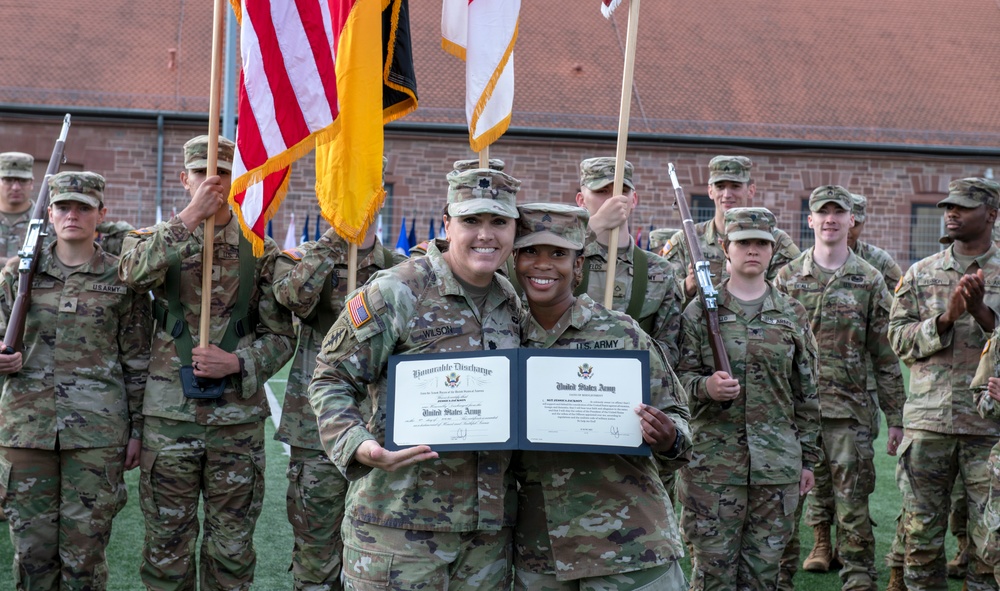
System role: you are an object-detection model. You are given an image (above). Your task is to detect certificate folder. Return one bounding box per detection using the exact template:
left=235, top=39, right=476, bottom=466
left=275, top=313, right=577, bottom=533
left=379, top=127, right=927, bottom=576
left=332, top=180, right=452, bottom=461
left=386, top=348, right=650, bottom=455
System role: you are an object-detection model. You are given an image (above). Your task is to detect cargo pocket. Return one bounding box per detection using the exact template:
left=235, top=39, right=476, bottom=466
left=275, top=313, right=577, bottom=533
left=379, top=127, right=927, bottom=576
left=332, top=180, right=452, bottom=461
left=852, top=430, right=877, bottom=501
left=342, top=544, right=393, bottom=589
left=0, top=454, right=10, bottom=506
left=93, top=455, right=128, bottom=524
left=137, top=448, right=159, bottom=524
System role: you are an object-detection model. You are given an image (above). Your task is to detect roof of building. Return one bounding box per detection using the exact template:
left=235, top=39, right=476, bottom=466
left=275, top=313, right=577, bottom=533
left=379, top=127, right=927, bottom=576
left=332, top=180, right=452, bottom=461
left=3, top=0, right=999, bottom=147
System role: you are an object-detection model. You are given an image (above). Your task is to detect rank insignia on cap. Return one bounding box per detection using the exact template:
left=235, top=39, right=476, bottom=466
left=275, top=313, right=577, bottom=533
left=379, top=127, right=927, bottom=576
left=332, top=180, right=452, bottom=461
left=347, top=292, right=372, bottom=328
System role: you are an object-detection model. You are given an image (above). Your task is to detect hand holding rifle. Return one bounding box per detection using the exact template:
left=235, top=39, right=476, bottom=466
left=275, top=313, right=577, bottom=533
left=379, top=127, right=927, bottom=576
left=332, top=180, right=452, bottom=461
left=668, top=163, right=736, bottom=408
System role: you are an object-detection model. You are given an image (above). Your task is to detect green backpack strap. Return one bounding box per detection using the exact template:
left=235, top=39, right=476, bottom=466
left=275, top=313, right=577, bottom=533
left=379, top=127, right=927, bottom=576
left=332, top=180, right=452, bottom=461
left=627, top=247, right=649, bottom=328
left=159, top=233, right=257, bottom=364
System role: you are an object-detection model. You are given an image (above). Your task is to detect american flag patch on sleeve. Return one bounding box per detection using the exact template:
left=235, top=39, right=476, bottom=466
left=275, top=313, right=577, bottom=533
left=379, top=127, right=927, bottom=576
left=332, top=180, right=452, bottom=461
left=348, top=292, right=372, bottom=328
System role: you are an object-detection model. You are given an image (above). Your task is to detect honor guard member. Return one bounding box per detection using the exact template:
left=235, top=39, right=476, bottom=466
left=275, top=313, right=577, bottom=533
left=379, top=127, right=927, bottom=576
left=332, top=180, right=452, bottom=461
left=0, top=152, right=35, bottom=259
left=309, top=168, right=523, bottom=591
left=663, top=156, right=800, bottom=301
left=676, top=207, right=820, bottom=591
left=774, top=186, right=904, bottom=591
left=512, top=203, right=691, bottom=590
left=0, top=171, right=152, bottom=590
left=272, top=160, right=406, bottom=591
left=888, top=178, right=1000, bottom=591
left=574, top=157, right=685, bottom=365
left=118, top=135, right=295, bottom=591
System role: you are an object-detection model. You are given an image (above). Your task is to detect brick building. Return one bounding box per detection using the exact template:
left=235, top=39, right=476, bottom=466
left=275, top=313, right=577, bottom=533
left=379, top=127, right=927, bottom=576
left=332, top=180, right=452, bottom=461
left=3, top=0, right=999, bottom=268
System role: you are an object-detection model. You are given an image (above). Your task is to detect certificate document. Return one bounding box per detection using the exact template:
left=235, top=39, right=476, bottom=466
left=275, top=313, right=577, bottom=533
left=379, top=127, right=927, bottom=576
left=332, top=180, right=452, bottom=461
left=520, top=350, right=650, bottom=455
left=385, top=349, right=650, bottom=455
left=386, top=351, right=517, bottom=452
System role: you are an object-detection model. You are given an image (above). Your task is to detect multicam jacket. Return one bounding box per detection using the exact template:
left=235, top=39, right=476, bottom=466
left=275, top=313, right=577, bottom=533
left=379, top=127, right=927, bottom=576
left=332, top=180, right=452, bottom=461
left=854, top=240, right=902, bottom=288
left=514, top=293, right=690, bottom=580
left=309, top=242, right=522, bottom=532
left=676, top=281, right=821, bottom=485
left=890, top=243, right=1000, bottom=436
left=272, top=231, right=404, bottom=450
left=774, top=249, right=904, bottom=427
left=118, top=214, right=294, bottom=426
left=0, top=243, right=151, bottom=448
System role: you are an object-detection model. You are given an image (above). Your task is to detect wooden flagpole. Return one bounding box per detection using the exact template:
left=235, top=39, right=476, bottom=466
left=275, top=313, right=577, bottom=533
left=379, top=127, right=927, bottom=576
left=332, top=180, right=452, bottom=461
left=347, top=244, right=358, bottom=292
left=200, top=0, right=227, bottom=347
left=602, top=0, right=640, bottom=307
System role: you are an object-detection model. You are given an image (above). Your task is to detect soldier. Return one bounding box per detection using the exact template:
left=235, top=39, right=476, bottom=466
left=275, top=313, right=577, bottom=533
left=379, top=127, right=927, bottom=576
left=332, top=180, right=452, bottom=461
left=0, top=171, right=151, bottom=590
left=510, top=202, right=691, bottom=589
left=574, top=157, right=684, bottom=364
left=96, top=219, right=137, bottom=256
left=675, top=206, right=821, bottom=591
left=662, top=155, right=800, bottom=300
left=774, top=186, right=905, bottom=591
left=972, top=329, right=1000, bottom=586
left=888, top=178, right=1000, bottom=591
left=308, top=168, right=523, bottom=590
left=272, top=177, right=406, bottom=590
left=118, top=135, right=295, bottom=590
left=0, top=152, right=35, bottom=259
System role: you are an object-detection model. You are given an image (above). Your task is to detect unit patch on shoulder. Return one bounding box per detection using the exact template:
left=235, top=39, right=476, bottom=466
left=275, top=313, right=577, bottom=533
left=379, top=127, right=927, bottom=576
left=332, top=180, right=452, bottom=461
left=282, top=248, right=304, bottom=261
left=347, top=291, right=373, bottom=328
left=131, top=228, right=155, bottom=236
left=894, top=276, right=904, bottom=294
left=983, top=339, right=993, bottom=359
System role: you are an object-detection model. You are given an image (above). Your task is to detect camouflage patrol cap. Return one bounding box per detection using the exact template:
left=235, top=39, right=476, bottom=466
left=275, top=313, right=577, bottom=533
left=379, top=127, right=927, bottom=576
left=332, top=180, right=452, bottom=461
left=648, top=227, right=679, bottom=252
left=446, top=168, right=520, bottom=219
left=579, top=157, right=634, bottom=191
left=708, top=155, right=752, bottom=184
left=851, top=193, right=868, bottom=223
left=724, top=207, right=776, bottom=243
left=938, top=178, right=1000, bottom=209
left=514, top=203, right=590, bottom=250
left=48, top=171, right=105, bottom=208
left=0, top=152, right=34, bottom=180
left=183, top=135, right=235, bottom=172
left=809, top=185, right=853, bottom=212
left=453, top=158, right=505, bottom=172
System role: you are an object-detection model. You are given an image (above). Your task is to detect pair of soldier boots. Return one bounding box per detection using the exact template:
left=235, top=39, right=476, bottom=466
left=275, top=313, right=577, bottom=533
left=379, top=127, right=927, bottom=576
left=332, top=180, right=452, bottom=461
left=803, top=523, right=842, bottom=573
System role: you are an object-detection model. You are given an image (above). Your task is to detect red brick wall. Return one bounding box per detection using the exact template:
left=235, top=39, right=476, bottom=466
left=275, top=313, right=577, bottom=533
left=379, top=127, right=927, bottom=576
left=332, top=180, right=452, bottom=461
left=3, top=115, right=998, bottom=269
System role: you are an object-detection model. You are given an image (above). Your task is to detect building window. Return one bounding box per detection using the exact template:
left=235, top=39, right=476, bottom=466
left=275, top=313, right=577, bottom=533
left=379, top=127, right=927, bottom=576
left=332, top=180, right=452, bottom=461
left=909, top=203, right=943, bottom=264
left=690, top=194, right=713, bottom=224
left=798, top=198, right=815, bottom=252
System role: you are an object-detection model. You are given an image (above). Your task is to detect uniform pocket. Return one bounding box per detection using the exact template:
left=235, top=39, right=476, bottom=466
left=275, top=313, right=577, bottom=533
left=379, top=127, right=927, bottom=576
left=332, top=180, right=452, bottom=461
left=0, top=454, right=10, bottom=504
left=852, top=428, right=877, bottom=500
left=342, top=544, right=393, bottom=586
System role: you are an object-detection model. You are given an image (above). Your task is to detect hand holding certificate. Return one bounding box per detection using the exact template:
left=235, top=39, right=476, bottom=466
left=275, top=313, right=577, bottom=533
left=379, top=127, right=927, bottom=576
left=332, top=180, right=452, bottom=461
left=386, top=349, right=650, bottom=455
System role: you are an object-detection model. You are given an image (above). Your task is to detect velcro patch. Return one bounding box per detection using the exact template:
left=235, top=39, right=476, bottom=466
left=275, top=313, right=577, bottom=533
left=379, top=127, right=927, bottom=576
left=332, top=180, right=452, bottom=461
left=983, top=340, right=993, bottom=359
left=131, top=228, right=155, bottom=236
left=894, top=277, right=904, bottom=294
left=89, top=283, right=127, bottom=294
left=282, top=248, right=304, bottom=261
left=347, top=292, right=373, bottom=328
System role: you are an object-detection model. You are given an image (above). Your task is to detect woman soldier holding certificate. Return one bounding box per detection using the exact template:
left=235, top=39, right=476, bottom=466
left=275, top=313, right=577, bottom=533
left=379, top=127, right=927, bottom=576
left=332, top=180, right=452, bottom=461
left=675, top=207, right=821, bottom=591
left=511, top=202, right=692, bottom=591
left=308, top=168, right=523, bottom=591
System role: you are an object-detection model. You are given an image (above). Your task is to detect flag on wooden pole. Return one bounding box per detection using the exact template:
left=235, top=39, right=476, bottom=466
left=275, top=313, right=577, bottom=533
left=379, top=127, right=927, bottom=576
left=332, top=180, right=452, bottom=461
left=601, top=0, right=623, bottom=17
left=441, top=0, right=520, bottom=151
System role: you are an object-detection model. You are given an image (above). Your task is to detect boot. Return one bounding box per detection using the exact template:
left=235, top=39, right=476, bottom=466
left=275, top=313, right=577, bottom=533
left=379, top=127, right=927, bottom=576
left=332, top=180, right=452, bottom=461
left=946, top=534, right=968, bottom=579
left=802, top=523, right=834, bottom=572
left=885, top=566, right=906, bottom=591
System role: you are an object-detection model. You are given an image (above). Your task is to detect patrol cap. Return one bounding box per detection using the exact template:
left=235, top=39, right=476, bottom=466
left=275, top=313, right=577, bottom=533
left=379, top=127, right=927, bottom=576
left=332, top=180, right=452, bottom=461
left=453, top=158, right=505, bottom=172
left=938, top=178, right=1000, bottom=209
left=48, top=171, right=105, bottom=208
left=183, top=135, right=235, bottom=172
left=809, top=185, right=853, bottom=212
left=446, top=168, right=520, bottom=219
left=648, top=227, right=679, bottom=252
left=851, top=193, right=868, bottom=223
left=708, top=155, right=752, bottom=184
left=514, top=203, right=590, bottom=250
left=724, top=207, right=776, bottom=243
left=579, top=157, right=634, bottom=191
left=0, top=152, right=34, bottom=180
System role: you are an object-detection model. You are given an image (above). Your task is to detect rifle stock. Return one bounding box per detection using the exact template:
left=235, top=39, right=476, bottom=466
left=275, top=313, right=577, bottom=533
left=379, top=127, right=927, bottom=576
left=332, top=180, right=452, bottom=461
left=2, top=114, right=71, bottom=354
left=668, top=163, right=733, bottom=407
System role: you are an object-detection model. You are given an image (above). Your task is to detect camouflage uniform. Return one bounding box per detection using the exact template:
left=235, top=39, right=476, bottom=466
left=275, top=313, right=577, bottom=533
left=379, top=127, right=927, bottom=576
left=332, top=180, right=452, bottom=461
left=0, top=152, right=35, bottom=259
left=118, top=136, right=295, bottom=591
left=96, top=219, right=136, bottom=256
left=0, top=170, right=151, bottom=590
left=890, top=182, right=1000, bottom=591
left=509, top=203, right=691, bottom=590
left=675, top=208, right=821, bottom=591
left=972, top=330, right=1000, bottom=584
left=774, top=242, right=904, bottom=591
left=272, top=229, right=404, bottom=591
left=309, top=169, right=524, bottom=591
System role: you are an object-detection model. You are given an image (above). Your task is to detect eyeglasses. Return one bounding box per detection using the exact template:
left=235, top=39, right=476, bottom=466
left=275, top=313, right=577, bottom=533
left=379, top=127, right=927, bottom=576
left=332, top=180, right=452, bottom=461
left=1, top=178, right=31, bottom=186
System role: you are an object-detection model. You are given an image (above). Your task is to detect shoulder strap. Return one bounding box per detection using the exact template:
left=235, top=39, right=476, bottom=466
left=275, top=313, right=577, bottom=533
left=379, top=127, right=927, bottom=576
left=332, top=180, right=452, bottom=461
left=626, top=247, right=648, bottom=322
left=573, top=257, right=590, bottom=296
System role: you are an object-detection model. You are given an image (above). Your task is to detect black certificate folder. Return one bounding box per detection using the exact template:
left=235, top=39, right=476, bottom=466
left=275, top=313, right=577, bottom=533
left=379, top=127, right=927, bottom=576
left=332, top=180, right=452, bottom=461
left=385, top=349, right=650, bottom=456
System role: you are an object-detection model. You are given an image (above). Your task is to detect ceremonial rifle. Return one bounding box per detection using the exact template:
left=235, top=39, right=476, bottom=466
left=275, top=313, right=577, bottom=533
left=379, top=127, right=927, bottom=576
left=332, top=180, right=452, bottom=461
left=668, top=163, right=734, bottom=408
left=2, top=114, right=71, bottom=354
